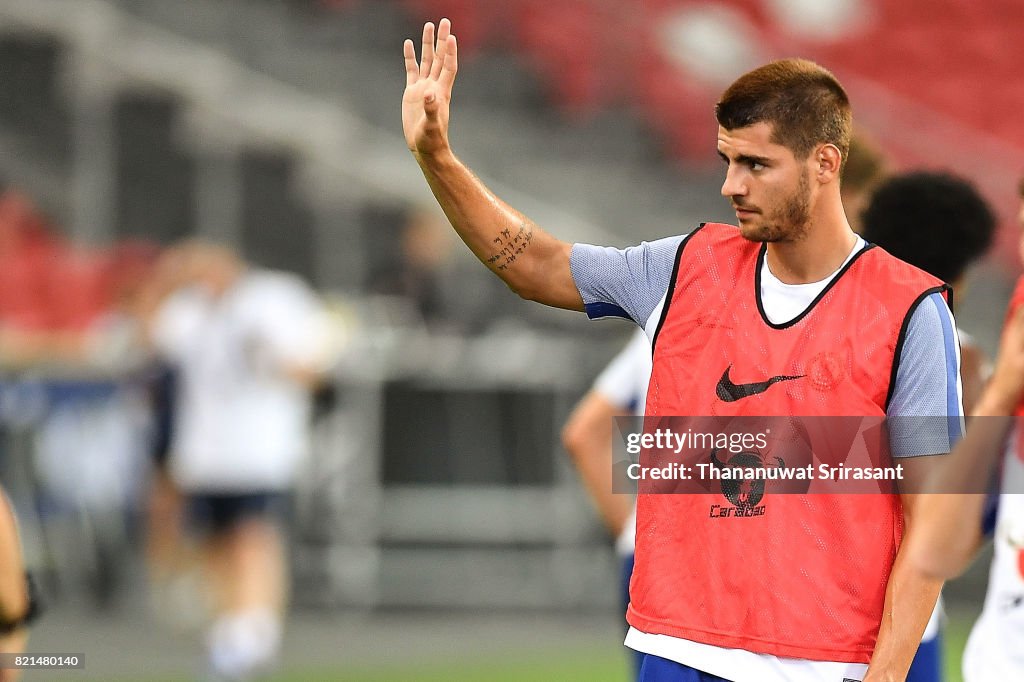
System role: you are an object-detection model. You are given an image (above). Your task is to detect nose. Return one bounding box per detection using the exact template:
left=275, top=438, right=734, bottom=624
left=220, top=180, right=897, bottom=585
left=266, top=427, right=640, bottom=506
left=721, top=165, right=747, bottom=199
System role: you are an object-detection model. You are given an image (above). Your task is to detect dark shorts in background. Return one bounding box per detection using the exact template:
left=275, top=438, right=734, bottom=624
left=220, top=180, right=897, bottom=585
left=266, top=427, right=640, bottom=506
left=906, top=631, right=943, bottom=682
left=186, top=492, right=287, bottom=535
left=638, top=655, right=733, bottom=681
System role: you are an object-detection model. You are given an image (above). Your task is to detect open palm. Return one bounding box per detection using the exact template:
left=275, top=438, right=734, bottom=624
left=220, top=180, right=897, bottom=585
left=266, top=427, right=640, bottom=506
left=402, top=19, right=458, bottom=157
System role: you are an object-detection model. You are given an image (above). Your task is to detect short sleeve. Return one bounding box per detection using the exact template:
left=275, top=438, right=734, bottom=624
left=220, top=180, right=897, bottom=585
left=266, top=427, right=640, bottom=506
left=570, top=235, right=685, bottom=329
left=887, top=292, right=965, bottom=457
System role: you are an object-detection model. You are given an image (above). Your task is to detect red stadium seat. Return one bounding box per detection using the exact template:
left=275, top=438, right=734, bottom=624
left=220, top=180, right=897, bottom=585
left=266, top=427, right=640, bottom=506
left=348, top=0, right=1024, bottom=189
left=399, top=0, right=493, bottom=55
left=513, top=0, right=609, bottom=113
left=633, top=52, right=719, bottom=161
left=55, top=250, right=117, bottom=332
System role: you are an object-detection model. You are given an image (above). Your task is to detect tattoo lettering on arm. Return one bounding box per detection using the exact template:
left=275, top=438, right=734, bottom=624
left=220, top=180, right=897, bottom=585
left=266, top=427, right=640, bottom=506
left=486, top=220, right=534, bottom=271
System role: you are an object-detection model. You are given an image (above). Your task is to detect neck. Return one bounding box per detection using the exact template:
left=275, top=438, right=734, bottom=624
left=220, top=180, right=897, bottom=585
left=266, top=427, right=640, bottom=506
left=765, top=195, right=856, bottom=284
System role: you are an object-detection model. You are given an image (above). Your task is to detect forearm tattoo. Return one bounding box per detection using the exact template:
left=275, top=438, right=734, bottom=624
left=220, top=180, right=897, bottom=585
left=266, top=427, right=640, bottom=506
left=486, top=219, right=534, bottom=271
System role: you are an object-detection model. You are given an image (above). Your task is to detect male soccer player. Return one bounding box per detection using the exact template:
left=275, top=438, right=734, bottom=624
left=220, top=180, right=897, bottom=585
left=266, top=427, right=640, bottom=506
left=142, top=242, right=332, bottom=680
left=403, top=20, right=961, bottom=681
left=909, top=177, right=1024, bottom=681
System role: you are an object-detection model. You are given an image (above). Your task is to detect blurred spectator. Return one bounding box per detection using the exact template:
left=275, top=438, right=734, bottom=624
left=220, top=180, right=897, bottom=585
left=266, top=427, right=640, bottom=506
left=142, top=241, right=333, bottom=680
left=364, top=202, right=535, bottom=334
left=366, top=204, right=457, bottom=328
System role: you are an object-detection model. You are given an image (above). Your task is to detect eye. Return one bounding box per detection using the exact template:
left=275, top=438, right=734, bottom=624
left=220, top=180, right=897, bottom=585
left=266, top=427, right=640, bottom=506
left=750, top=161, right=766, bottom=172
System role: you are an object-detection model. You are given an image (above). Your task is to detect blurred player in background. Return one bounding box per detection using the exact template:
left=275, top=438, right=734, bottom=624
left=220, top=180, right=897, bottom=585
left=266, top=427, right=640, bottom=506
left=860, top=170, right=996, bottom=682
left=910, top=177, right=1024, bottom=681
left=404, top=19, right=961, bottom=682
left=142, top=242, right=332, bottom=681
left=562, top=329, right=650, bottom=680
left=840, top=132, right=889, bottom=234
left=861, top=171, right=996, bottom=413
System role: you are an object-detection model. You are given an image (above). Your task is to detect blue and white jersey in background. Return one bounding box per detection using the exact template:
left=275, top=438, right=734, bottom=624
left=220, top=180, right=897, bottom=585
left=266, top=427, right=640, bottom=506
left=962, top=430, right=1024, bottom=681
left=592, top=329, right=651, bottom=556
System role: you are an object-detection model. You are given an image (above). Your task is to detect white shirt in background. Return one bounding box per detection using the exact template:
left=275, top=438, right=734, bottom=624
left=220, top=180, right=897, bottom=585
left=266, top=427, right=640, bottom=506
left=152, top=270, right=330, bottom=492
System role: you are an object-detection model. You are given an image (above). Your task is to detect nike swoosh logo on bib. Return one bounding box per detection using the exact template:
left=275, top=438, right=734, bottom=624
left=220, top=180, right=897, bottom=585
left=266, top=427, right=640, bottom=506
left=716, top=365, right=805, bottom=402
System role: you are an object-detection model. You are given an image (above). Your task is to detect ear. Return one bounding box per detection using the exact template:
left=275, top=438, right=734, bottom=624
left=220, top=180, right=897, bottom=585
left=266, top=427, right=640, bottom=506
left=814, top=143, right=843, bottom=183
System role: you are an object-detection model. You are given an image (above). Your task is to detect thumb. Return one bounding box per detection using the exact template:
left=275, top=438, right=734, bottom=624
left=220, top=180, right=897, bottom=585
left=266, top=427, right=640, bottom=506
left=423, top=91, right=439, bottom=119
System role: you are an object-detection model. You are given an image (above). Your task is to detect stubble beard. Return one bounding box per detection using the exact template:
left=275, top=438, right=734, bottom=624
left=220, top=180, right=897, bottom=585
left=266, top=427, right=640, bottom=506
left=743, top=171, right=812, bottom=244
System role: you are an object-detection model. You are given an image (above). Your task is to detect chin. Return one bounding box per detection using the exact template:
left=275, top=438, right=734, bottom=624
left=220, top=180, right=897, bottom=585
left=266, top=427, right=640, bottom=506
left=738, top=222, right=779, bottom=243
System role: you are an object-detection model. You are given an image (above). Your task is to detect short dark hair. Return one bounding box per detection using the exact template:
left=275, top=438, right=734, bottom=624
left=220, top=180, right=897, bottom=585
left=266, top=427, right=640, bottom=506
left=860, top=171, right=995, bottom=283
left=716, top=58, right=852, bottom=163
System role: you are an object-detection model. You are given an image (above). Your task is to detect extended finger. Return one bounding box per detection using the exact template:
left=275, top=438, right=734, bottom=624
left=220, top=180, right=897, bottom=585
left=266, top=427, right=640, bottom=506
left=420, top=22, right=435, bottom=79
left=403, top=39, right=419, bottom=87
left=439, top=34, right=458, bottom=90
left=430, top=18, right=451, bottom=80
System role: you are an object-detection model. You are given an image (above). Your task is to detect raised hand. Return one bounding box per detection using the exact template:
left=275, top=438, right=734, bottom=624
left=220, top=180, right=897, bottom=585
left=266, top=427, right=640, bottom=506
left=402, top=19, right=458, bottom=158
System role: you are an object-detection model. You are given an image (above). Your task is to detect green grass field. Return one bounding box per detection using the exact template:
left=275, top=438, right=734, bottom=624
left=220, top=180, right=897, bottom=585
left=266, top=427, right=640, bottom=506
left=79, top=618, right=973, bottom=682
left=268, top=650, right=630, bottom=682
left=78, top=649, right=628, bottom=682
left=941, top=613, right=971, bottom=682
